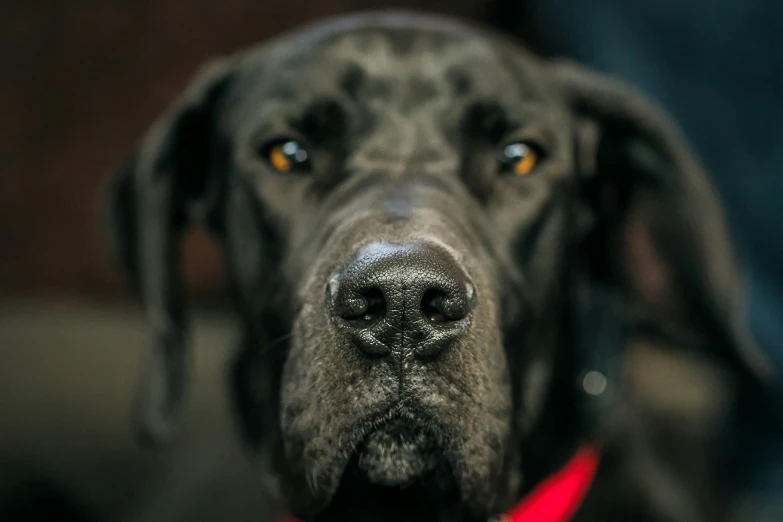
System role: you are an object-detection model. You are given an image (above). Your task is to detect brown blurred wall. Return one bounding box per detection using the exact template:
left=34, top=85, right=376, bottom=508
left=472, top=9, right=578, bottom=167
left=1, top=0, right=536, bottom=302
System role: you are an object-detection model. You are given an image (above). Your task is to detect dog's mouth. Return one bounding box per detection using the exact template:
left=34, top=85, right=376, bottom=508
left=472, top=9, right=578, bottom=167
left=353, top=418, right=442, bottom=487
left=317, top=418, right=474, bottom=522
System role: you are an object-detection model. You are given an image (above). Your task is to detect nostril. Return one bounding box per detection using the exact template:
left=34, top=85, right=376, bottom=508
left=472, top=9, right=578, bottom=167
left=421, top=288, right=468, bottom=324
left=358, top=289, right=386, bottom=324
left=341, top=288, right=387, bottom=327
left=421, top=289, right=448, bottom=323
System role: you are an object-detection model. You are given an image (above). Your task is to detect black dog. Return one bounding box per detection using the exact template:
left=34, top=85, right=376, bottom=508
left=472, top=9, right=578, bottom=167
left=107, top=11, right=771, bottom=522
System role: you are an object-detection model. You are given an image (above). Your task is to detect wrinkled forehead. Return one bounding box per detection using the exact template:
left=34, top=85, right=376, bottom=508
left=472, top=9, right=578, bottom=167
left=311, top=28, right=524, bottom=102
left=231, top=24, right=555, bottom=122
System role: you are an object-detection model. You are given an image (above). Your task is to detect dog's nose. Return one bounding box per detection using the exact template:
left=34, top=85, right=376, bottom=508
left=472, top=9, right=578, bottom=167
left=327, top=242, right=475, bottom=358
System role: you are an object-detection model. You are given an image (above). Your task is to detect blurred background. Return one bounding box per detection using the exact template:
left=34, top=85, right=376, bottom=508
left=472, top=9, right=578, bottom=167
left=1, top=0, right=780, bottom=520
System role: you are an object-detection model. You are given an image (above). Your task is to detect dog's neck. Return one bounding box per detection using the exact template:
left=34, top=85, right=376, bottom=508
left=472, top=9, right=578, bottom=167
left=311, top=470, right=483, bottom=522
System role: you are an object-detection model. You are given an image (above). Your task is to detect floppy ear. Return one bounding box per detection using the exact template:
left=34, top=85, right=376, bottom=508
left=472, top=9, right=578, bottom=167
left=551, top=60, right=772, bottom=381
left=105, top=60, right=235, bottom=445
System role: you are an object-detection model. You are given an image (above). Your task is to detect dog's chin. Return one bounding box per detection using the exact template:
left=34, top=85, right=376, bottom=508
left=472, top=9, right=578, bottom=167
left=312, top=419, right=480, bottom=522
left=354, top=418, right=440, bottom=487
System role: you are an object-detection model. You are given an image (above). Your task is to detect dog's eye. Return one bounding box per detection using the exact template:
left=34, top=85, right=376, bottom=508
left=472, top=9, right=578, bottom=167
left=500, top=141, right=542, bottom=176
left=263, top=139, right=311, bottom=173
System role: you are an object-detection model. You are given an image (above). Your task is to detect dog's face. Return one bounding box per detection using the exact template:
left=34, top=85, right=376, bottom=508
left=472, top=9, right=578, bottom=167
left=107, top=12, right=769, bottom=521
left=234, top=22, right=576, bottom=517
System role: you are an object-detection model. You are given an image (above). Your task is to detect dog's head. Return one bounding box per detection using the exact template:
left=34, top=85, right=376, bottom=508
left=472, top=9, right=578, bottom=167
left=106, top=11, right=770, bottom=521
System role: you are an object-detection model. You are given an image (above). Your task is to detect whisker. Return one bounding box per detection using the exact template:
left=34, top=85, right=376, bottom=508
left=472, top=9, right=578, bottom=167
left=258, top=331, right=294, bottom=354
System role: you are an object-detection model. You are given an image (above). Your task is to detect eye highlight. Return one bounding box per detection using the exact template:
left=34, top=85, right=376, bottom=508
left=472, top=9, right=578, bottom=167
left=501, top=141, right=542, bottom=176
left=263, top=139, right=311, bottom=173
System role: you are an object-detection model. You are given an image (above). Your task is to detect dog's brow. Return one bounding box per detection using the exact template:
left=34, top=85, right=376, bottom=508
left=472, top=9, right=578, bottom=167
left=292, top=97, right=346, bottom=144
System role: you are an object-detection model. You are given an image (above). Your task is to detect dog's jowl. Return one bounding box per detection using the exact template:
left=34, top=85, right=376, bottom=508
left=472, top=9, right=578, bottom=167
left=107, top=11, right=771, bottom=522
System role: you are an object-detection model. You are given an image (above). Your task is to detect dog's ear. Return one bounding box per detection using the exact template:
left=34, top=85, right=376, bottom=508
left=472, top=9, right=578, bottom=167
left=551, top=60, right=771, bottom=381
left=105, top=59, right=235, bottom=446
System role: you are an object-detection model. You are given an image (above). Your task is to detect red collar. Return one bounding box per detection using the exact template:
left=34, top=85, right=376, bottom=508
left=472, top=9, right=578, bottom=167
left=501, top=444, right=601, bottom=522
left=277, top=445, right=601, bottom=522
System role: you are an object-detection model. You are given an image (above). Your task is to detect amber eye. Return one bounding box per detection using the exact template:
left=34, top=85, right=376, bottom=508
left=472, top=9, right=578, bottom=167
left=263, top=139, right=311, bottom=173
left=501, top=142, right=541, bottom=176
